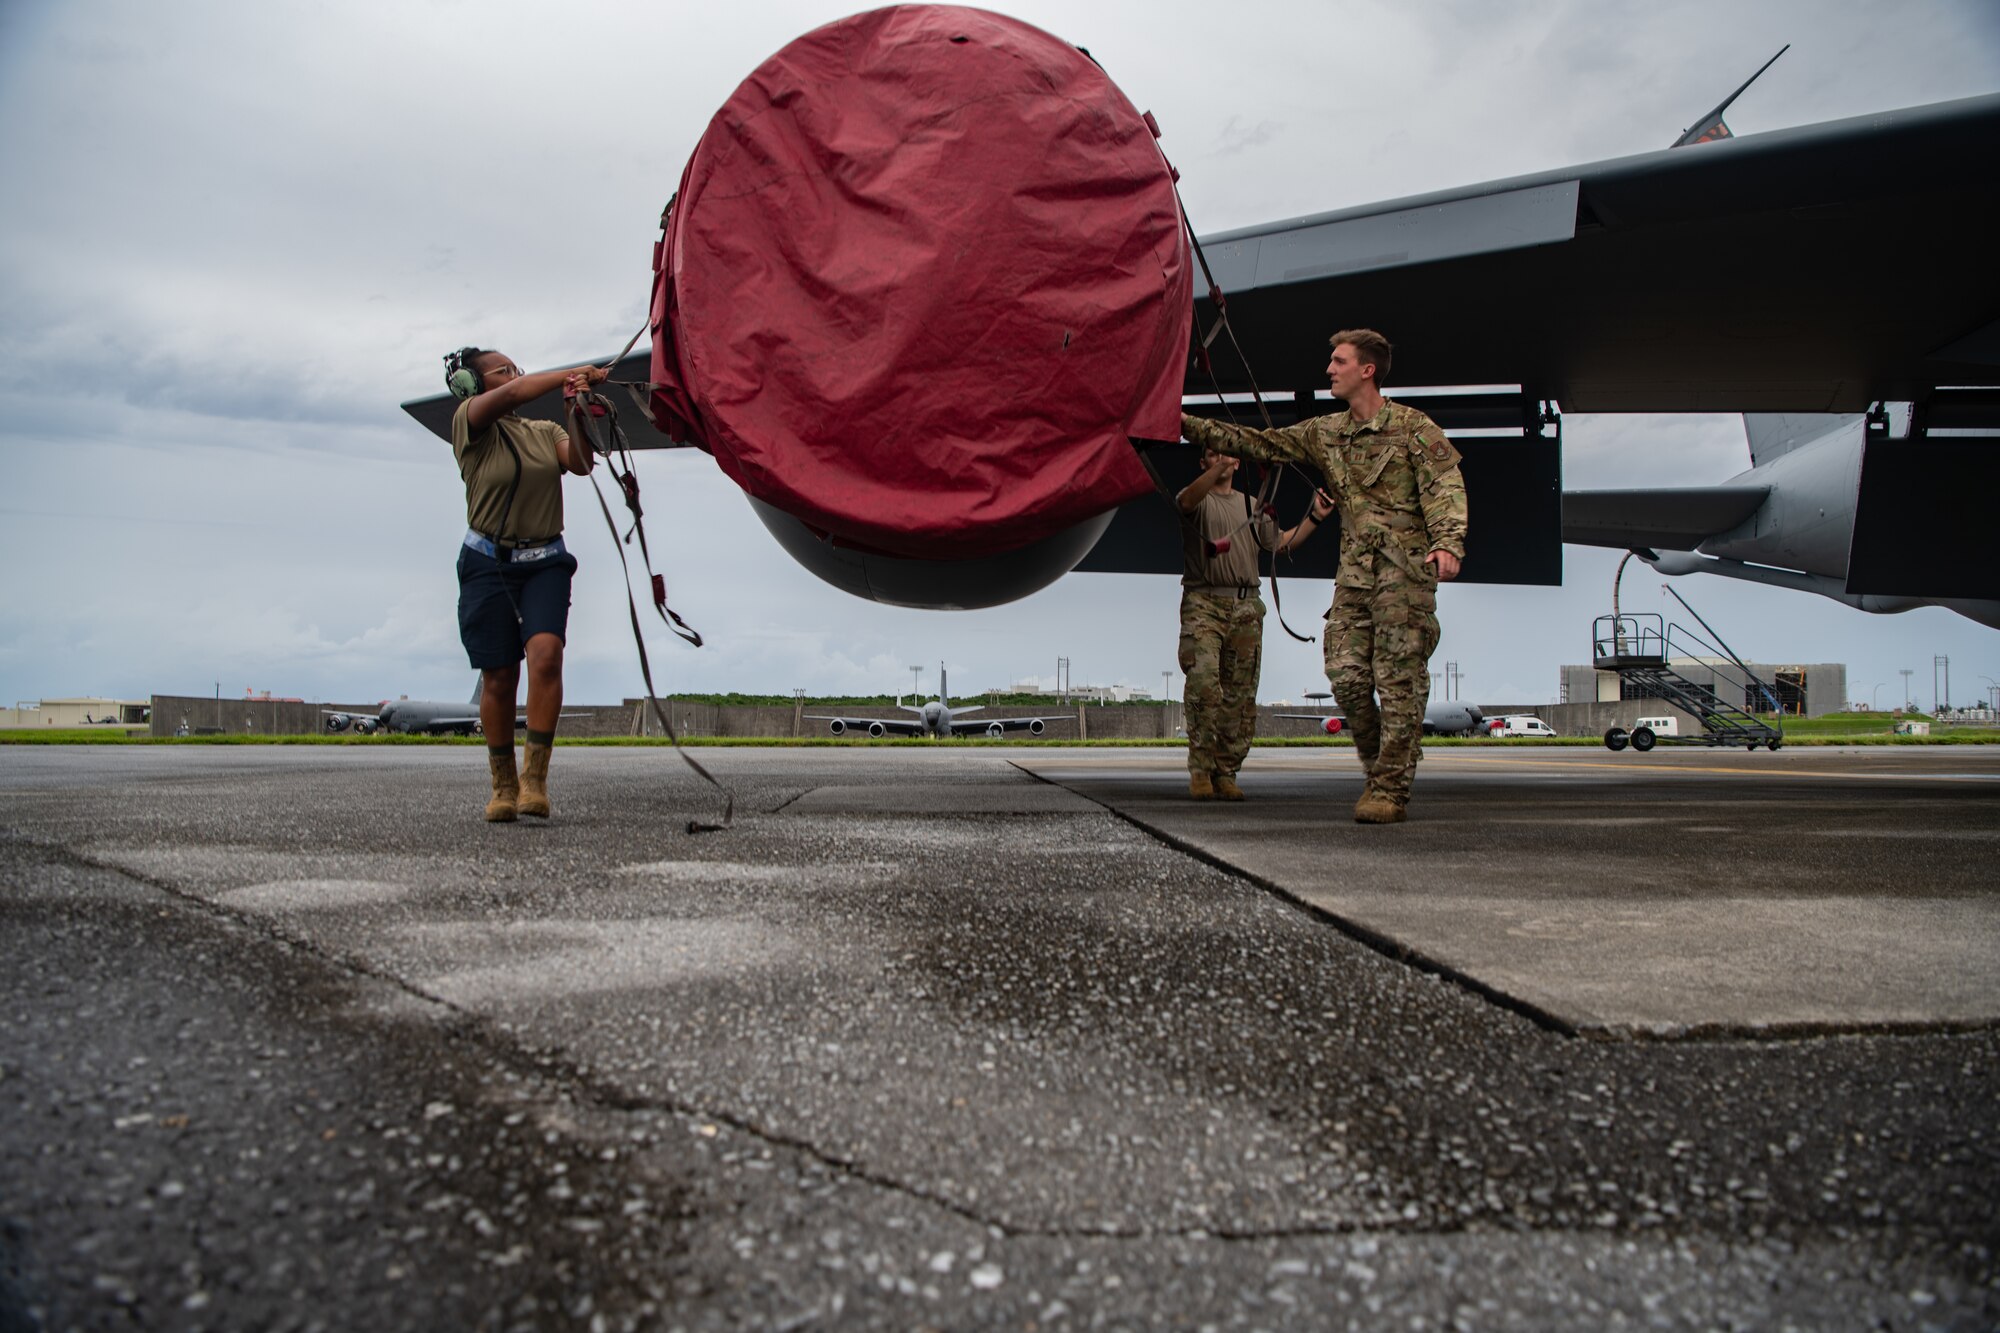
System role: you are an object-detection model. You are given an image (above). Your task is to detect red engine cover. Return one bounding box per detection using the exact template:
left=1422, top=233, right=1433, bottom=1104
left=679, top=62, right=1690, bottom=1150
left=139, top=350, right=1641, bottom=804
left=649, top=5, right=1192, bottom=560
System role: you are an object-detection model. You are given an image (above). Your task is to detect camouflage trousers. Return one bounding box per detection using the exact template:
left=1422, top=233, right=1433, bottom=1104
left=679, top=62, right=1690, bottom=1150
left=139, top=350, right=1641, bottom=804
left=1178, top=589, right=1264, bottom=778
left=1324, top=562, right=1441, bottom=804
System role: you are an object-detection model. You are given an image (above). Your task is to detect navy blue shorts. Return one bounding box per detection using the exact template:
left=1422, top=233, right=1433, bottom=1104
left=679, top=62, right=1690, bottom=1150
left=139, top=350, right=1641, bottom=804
left=457, top=545, right=577, bottom=669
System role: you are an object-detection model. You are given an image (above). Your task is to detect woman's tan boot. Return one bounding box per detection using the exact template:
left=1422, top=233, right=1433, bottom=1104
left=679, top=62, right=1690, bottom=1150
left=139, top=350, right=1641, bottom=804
left=518, top=741, right=552, bottom=818
left=485, top=748, right=519, bottom=822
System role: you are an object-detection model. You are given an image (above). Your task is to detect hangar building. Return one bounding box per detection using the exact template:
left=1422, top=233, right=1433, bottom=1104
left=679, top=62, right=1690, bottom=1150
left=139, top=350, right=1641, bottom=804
left=1559, top=661, right=1848, bottom=718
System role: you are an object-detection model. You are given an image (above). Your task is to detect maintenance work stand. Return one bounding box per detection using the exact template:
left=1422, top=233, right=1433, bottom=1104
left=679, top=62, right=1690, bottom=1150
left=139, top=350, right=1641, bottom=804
left=1591, top=602, right=1785, bottom=752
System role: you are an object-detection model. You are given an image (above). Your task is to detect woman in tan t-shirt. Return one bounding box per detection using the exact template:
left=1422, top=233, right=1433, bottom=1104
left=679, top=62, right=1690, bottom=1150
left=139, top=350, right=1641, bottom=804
left=444, top=347, right=605, bottom=822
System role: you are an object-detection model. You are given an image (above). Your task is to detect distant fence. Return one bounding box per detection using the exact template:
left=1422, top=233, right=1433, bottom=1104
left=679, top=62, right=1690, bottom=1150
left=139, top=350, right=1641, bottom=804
left=144, top=694, right=1202, bottom=739
left=147, top=694, right=1683, bottom=741
left=149, top=695, right=643, bottom=739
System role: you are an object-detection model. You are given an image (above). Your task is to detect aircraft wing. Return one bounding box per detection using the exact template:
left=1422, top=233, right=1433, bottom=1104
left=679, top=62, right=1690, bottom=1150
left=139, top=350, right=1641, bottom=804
left=1190, top=93, right=2000, bottom=412
left=803, top=714, right=927, bottom=736
left=947, top=715, right=1073, bottom=736
left=399, top=96, right=2000, bottom=447
left=1559, top=486, right=1769, bottom=550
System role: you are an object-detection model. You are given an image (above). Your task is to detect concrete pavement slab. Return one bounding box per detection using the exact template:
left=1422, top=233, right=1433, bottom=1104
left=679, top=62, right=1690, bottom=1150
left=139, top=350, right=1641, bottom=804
left=1015, top=746, right=2000, bottom=1036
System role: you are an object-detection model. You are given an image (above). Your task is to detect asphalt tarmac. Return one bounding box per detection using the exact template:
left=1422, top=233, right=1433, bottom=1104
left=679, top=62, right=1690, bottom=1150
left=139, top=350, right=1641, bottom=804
left=1, top=743, right=1994, bottom=1331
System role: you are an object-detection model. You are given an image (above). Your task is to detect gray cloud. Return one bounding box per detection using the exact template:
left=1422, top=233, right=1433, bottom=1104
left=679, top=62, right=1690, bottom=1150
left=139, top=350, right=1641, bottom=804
left=1211, top=116, right=1282, bottom=155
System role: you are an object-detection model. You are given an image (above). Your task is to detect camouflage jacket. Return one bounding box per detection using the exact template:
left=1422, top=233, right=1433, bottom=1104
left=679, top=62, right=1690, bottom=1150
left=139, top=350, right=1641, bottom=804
left=1181, top=400, right=1468, bottom=590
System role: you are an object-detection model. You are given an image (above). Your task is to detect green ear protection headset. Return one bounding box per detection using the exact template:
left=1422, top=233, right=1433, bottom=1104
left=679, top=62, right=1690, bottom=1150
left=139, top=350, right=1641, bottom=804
left=444, top=347, right=484, bottom=400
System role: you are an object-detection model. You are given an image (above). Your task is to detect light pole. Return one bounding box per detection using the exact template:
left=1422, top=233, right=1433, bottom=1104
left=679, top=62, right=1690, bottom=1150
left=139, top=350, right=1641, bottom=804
left=1871, top=682, right=1884, bottom=711
left=1899, top=667, right=1914, bottom=710
left=1982, top=676, right=1997, bottom=714
left=909, top=664, right=922, bottom=701
left=1162, top=670, right=1173, bottom=734
left=1934, top=655, right=1949, bottom=713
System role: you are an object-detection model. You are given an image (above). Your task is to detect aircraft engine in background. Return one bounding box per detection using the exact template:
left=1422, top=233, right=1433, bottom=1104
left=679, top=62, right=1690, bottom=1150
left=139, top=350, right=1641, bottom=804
left=868, top=722, right=888, bottom=738
left=1319, top=716, right=1344, bottom=736
left=1028, top=719, right=1045, bottom=736
left=323, top=713, right=351, bottom=733
left=986, top=723, right=1005, bottom=738
left=826, top=719, right=847, bottom=736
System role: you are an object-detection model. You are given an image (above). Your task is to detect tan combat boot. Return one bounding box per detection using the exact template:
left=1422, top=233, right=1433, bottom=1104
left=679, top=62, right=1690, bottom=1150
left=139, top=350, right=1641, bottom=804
left=485, top=749, right=519, bottom=823
left=518, top=741, right=553, bottom=818
left=1188, top=771, right=1214, bottom=800
left=1353, top=789, right=1406, bottom=824
left=1213, top=774, right=1244, bottom=801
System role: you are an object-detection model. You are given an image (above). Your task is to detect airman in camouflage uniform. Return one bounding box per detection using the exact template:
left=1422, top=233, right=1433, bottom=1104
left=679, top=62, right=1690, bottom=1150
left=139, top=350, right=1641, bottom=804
left=1183, top=329, right=1467, bottom=823
left=1176, top=450, right=1330, bottom=800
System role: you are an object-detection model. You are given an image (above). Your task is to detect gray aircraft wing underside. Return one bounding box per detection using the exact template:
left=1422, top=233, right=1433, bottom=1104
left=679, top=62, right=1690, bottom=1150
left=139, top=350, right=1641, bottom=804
left=395, top=94, right=1998, bottom=617
left=1190, top=93, right=2000, bottom=413
left=400, top=95, right=2000, bottom=446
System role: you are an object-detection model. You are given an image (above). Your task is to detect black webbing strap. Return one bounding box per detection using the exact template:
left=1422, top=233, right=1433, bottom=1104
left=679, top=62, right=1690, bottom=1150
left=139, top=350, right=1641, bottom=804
left=1171, top=182, right=1317, bottom=644
left=1176, top=182, right=1276, bottom=434
left=568, top=387, right=734, bottom=834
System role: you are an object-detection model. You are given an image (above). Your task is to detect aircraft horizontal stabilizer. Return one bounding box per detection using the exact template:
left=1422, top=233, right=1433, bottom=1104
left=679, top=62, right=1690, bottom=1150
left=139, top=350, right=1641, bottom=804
left=1561, top=486, right=1768, bottom=551
left=1743, top=413, right=1857, bottom=468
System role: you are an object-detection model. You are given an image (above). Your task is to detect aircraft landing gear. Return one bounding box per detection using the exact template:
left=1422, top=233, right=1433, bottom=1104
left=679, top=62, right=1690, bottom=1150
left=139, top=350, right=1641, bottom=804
left=1631, top=726, right=1657, bottom=752
left=1604, top=727, right=1629, bottom=751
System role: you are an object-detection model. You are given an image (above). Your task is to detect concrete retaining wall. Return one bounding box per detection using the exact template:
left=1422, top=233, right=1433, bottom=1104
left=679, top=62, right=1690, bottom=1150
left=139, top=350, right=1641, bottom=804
left=642, top=701, right=1192, bottom=740
left=149, top=693, right=1708, bottom=743
left=148, top=694, right=642, bottom=739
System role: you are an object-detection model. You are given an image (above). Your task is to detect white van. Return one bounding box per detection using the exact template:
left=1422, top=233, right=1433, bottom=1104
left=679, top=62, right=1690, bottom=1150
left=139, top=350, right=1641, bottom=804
left=1634, top=715, right=1680, bottom=736
left=1499, top=715, right=1557, bottom=738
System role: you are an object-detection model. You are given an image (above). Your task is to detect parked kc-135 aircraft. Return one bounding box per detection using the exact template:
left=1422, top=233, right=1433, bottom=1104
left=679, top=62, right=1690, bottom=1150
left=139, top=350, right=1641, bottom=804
left=402, top=66, right=1999, bottom=623
left=323, top=683, right=581, bottom=736
left=806, top=663, right=1075, bottom=739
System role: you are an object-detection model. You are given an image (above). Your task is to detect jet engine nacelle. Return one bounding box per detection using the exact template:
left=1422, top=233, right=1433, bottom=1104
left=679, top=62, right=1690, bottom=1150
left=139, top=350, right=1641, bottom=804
left=867, top=721, right=887, bottom=738
left=1322, top=717, right=1343, bottom=736
left=354, top=718, right=379, bottom=736
left=750, top=498, right=1116, bottom=610
left=324, top=713, right=351, bottom=733
left=1027, top=719, right=1045, bottom=736
left=986, top=722, right=1005, bottom=738
left=827, top=719, right=847, bottom=736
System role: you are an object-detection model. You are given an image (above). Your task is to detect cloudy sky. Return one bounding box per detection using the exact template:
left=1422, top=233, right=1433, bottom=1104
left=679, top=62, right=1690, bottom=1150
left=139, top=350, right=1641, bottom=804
left=2, top=0, right=1996, bottom=714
